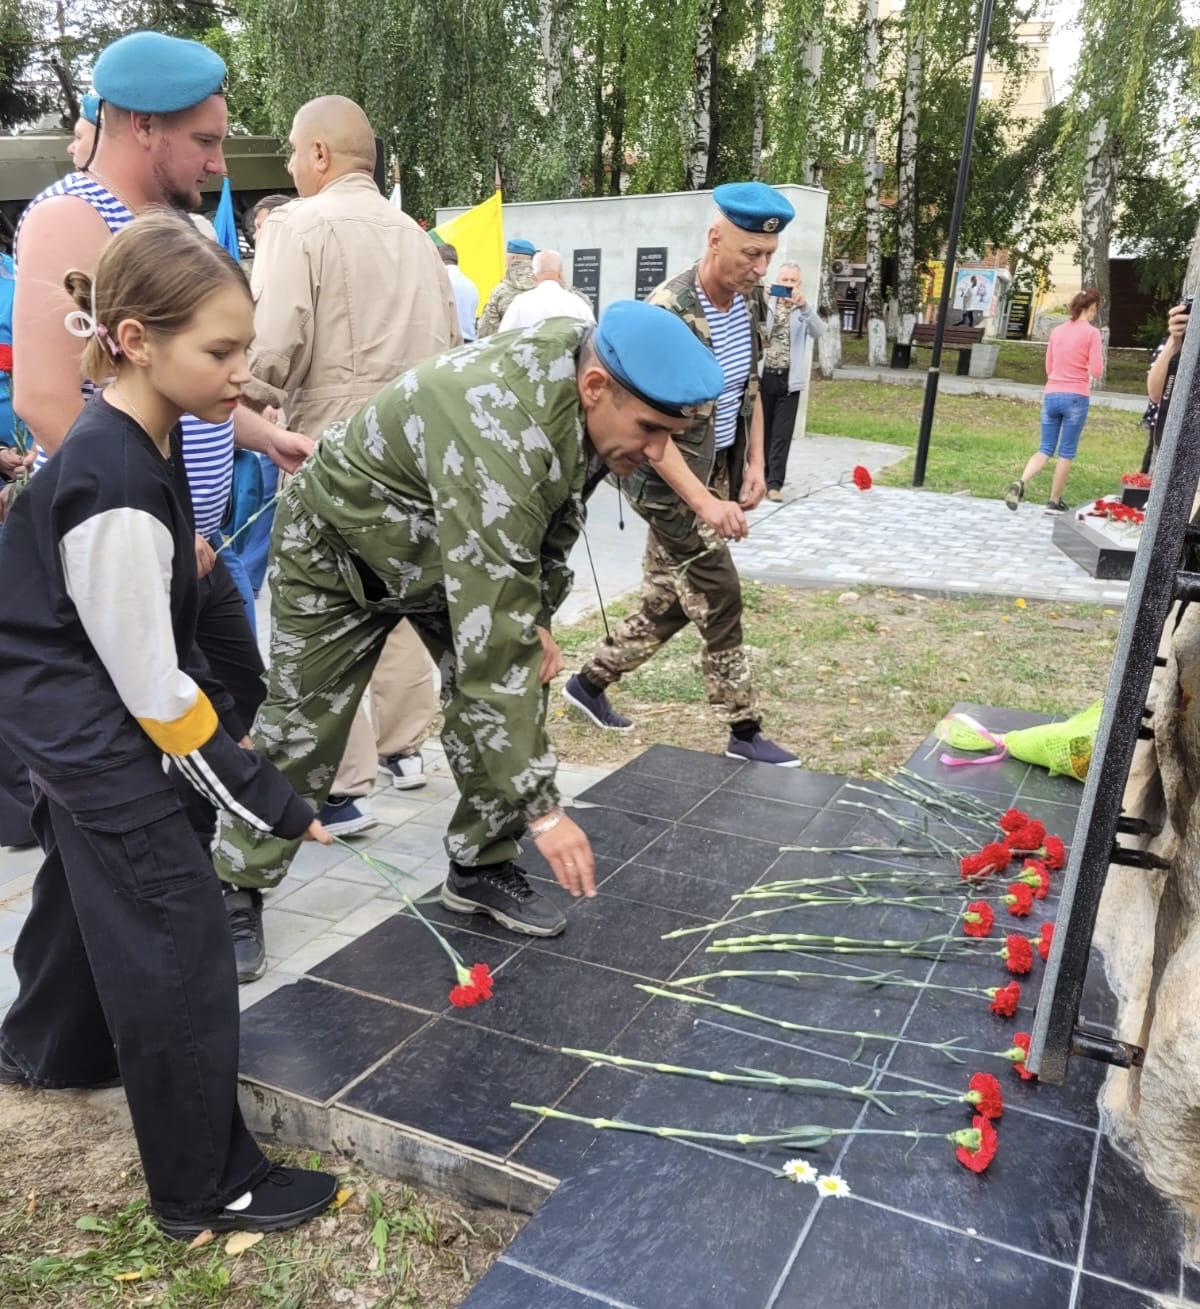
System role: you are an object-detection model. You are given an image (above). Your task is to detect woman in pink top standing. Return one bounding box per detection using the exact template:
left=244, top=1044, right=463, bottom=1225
left=1005, top=288, right=1104, bottom=514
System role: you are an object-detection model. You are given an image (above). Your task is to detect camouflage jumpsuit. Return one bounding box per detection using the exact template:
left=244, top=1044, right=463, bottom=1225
left=579, top=264, right=768, bottom=726
left=476, top=260, right=537, bottom=337
left=213, top=320, right=596, bottom=889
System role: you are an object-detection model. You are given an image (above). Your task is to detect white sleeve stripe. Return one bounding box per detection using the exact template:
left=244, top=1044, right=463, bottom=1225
left=171, top=753, right=225, bottom=813
left=183, top=749, right=273, bottom=834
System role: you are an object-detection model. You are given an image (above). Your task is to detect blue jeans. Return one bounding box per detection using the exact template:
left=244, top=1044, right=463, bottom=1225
left=1039, top=392, right=1090, bottom=461
left=240, top=454, right=278, bottom=595
left=208, top=532, right=257, bottom=636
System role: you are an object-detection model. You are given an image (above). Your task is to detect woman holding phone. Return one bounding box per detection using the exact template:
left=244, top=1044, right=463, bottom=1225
left=761, top=263, right=825, bottom=501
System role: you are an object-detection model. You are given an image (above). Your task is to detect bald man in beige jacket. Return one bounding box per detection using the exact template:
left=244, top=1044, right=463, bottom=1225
left=244, top=95, right=460, bottom=851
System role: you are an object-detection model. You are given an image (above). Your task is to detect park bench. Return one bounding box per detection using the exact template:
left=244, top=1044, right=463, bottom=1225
left=908, top=322, right=986, bottom=374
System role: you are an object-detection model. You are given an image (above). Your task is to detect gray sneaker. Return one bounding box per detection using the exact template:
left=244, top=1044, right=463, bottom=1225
left=1005, top=479, right=1024, bottom=511
left=225, top=888, right=267, bottom=984
left=725, top=732, right=801, bottom=767
left=441, top=862, right=567, bottom=937
left=562, top=673, right=633, bottom=732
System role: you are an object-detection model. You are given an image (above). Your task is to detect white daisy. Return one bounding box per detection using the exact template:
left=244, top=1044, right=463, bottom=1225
left=816, top=1174, right=851, bottom=1199
left=781, top=1159, right=818, bottom=1185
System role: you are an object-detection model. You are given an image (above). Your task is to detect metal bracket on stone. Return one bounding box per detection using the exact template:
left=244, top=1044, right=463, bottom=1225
left=1029, top=308, right=1200, bottom=1085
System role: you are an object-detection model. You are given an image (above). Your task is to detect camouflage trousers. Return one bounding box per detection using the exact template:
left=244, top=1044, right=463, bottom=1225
left=211, top=495, right=537, bottom=892
left=580, top=459, right=760, bottom=726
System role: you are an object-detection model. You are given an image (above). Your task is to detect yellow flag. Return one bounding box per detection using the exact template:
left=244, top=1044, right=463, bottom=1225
left=432, top=191, right=505, bottom=304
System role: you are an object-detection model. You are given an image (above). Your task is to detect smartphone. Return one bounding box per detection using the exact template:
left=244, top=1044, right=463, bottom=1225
left=769, top=284, right=791, bottom=298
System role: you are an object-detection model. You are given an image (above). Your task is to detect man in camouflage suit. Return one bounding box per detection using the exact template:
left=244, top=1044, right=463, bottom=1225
left=475, top=238, right=538, bottom=336
left=563, top=182, right=802, bottom=767
left=213, top=303, right=722, bottom=938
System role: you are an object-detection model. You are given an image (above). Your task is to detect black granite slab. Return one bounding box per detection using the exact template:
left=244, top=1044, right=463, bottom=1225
left=623, top=742, right=746, bottom=787
left=682, top=789, right=821, bottom=845
left=635, top=821, right=781, bottom=886
left=239, top=977, right=429, bottom=1103
left=508, top=1063, right=644, bottom=1176
left=460, top=1261, right=616, bottom=1308
left=595, top=860, right=740, bottom=920
left=1075, top=1275, right=1165, bottom=1309
left=574, top=768, right=718, bottom=821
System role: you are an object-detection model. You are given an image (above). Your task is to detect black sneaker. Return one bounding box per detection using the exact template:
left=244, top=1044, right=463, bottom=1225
left=725, top=732, right=801, bottom=767
left=316, top=795, right=376, bottom=836
left=224, top=887, right=267, bottom=984
left=1005, top=479, right=1024, bottom=511
left=1044, top=499, right=1070, bottom=515
left=440, top=862, right=566, bottom=937
left=157, top=1165, right=338, bottom=1240
left=562, top=673, right=633, bottom=732
left=0, top=1047, right=121, bottom=1090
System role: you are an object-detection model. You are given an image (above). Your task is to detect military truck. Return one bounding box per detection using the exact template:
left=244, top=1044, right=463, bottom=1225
left=0, top=133, right=293, bottom=254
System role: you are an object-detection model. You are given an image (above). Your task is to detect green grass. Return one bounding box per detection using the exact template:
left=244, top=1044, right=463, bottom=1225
left=835, top=334, right=1151, bottom=394
left=805, top=378, right=1147, bottom=502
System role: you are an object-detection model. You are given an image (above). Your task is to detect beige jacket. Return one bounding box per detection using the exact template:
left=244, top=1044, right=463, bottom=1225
left=246, top=172, right=461, bottom=439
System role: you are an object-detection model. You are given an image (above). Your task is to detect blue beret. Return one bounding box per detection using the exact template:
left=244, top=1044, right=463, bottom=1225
left=81, top=94, right=100, bottom=125
left=506, top=238, right=536, bottom=256
left=594, top=300, right=724, bottom=418
left=94, top=32, right=226, bottom=113
left=713, top=182, right=794, bottom=234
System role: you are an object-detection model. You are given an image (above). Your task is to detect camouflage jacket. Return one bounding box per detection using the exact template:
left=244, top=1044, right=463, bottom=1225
left=623, top=263, right=768, bottom=546
left=290, top=319, right=594, bottom=824
left=476, top=261, right=537, bottom=337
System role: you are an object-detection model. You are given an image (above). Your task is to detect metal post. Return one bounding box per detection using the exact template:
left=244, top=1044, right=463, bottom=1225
left=911, top=0, right=997, bottom=486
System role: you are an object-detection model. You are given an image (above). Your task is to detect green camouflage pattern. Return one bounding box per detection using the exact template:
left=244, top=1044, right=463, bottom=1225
left=476, top=259, right=537, bottom=337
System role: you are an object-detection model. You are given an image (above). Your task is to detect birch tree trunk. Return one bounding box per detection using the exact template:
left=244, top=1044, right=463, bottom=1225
left=749, top=0, right=766, bottom=180
left=895, top=18, right=924, bottom=347
left=817, top=229, right=843, bottom=378
left=686, top=2, right=718, bottom=189
left=538, top=0, right=566, bottom=115
left=862, top=0, right=887, bottom=366
left=799, top=32, right=824, bottom=185
left=1080, top=117, right=1115, bottom=381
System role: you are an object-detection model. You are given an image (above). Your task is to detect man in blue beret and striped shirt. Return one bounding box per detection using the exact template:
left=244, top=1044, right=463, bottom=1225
left=564, top=182, right=803, bottom=767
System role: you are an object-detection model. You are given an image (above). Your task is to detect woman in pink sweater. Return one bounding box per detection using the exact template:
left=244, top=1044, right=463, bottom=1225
left=1005, top=289, right=1104, bottom=514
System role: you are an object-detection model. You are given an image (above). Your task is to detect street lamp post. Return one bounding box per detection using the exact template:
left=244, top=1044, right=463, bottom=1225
left=911, top=0, right=998, bottom=487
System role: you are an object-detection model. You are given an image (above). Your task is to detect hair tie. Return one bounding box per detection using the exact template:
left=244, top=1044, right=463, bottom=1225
left=63, top=283, right=120, bottom=359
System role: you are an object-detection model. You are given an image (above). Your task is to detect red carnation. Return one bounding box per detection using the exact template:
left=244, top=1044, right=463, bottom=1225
left=965, top=1072, right=1004, bottom=1119
left=1005, top=821, right=1046, bottom=852
left=1037, top=922, right=1054, bottom=961
left=979, top=842, right=1013, bottom=874
left=1002, top=934, right=1034, bottom=974
left=962, top=901, right=995, bottom=938
left=469, top=962, right=495, bottom=997
left=450, top=961, right=495, bottom=1007
left=1018, top=859, right=1051, bottom=899
left=1042, top=836, right=1066, bottom=870
left=1003, top=882, right=1035, bottom=917
left=960, top=852, right=987, bottom=880
left=449, top=983, right=483, bottom=1007
left=998, top=809, right=1029, bottom=833
left=852, top=465, right=872, bottom=491
left=954, top=1114, right=999, bottom=1173
left=1008, top=1031, right=1037, bottom=1080
left=987, top=981, right=1021, bottom=1017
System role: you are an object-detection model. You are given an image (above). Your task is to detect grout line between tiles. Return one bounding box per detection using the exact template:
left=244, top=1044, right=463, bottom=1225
left=497, top=1255, right=646, bottom=1308
left=1068, top=1126, right=1104, bottom=1309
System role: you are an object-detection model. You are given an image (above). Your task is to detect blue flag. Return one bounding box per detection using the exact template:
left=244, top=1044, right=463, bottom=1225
left=213, top=175, right=241, bottom=263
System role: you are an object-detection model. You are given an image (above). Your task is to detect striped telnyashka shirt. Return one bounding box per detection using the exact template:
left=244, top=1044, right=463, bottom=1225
left=695, top=281, right=753, bottom=452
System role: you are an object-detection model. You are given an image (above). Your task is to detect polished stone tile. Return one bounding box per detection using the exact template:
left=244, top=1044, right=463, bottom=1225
left=501, top=1128, right=810, bottom=1309
left=531, top=892, right=707, bottom=981
left=724, top=765, right=845, bottom=809
left=607, top=996, right=700, bottom=1062
left=597, top=861, right=738, bottom=920
left=624, top=743, right=745, bottom=788
left=565, top=805, right=671, bottom=863
left=340, top=1019, right=579, bottom=1157
left=451, top=949, right=651, bottom=1051
left=310, top=912, right=520, bottom=1011
left=1085, top=1137, right=1186, bottom=1293
left=509, top=1063, right=644, bottom=1177
left=636, top=823, right=781, bottom=887
left=687, top=790, right=821, bottom=846
left=839, top=1073, right=1095, bottom=1263
left=775, top=1197, right=1075, bottom=1308
left=239, top=977, right=428, bottom=1102
left=460, top=1261, right=618, bottom=1308
left=516, top=843, right=624, bottom=890
left=575, top=770, right=716, bottom=821
left=1017, top=766, right=1090, bottom=806
left=1075, top=1274, right=1166, bottom=1309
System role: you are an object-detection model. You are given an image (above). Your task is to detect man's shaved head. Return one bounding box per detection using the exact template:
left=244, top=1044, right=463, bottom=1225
left=532, top=249, right=564, bottom=282
left=287, top=95, right=377, bottom=196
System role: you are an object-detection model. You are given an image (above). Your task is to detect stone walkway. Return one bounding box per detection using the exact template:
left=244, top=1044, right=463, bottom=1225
left=833, top=363, right=1147, bottom=412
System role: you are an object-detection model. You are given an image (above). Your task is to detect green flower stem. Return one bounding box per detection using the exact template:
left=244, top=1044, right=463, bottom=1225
left=708, top=929, right=954, bottom=952
left=850, top=776, right=992, bottom=845
left=635, top=984, right=1007, bottom=1064
left=512, top=1103, right=972, bottom=1152
left=214, top=492, right=282, bottom=555
left=780, top=843, right=944, bottom=858
left=334, top=838, right=466, bottom=979
left=671, top=966, right=997, bottom=1004
left=661, top=895, right=958, bottom=941
left=742, top=871, right=963, bottom=897
left=893, top=769, right=1001, bottom=823
left=832, top=798, right=961, bottom=856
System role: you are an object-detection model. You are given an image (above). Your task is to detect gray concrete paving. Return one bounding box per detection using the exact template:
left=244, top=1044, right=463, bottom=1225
left=832, top=363, right=1148, bottom=412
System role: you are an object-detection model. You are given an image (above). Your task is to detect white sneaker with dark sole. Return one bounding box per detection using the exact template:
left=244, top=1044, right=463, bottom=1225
left=381, top=752, right=427, bottom=790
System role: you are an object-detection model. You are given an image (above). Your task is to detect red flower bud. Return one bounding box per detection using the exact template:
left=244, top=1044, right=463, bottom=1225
left=1009, top=1031, right=1037, bottom=1080
left=980, top=841, right=1013, bottom=874
left=1002, top=934, right=1034, bottom=974
left=954, top=1114, right=999, bottom=1172
left=962, top=901, right=995, bottom=938
left=1037, top=922, right=1054, bottom=962
left=1042, top=836, right=1066, bottom=870
left=852, top=464, right=872, bottom=491
left=1005, top=821, right=1046, bottom=852
left=1004, top=882, right=1035, bottom=917
left=1019, top=859, right=1051, bottom=899
left=987, top=981, right=1021, bottom=1017
left=998, top=809, right=1030, bottom=833
left=965, top=1072, right=1004, bottom=1119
